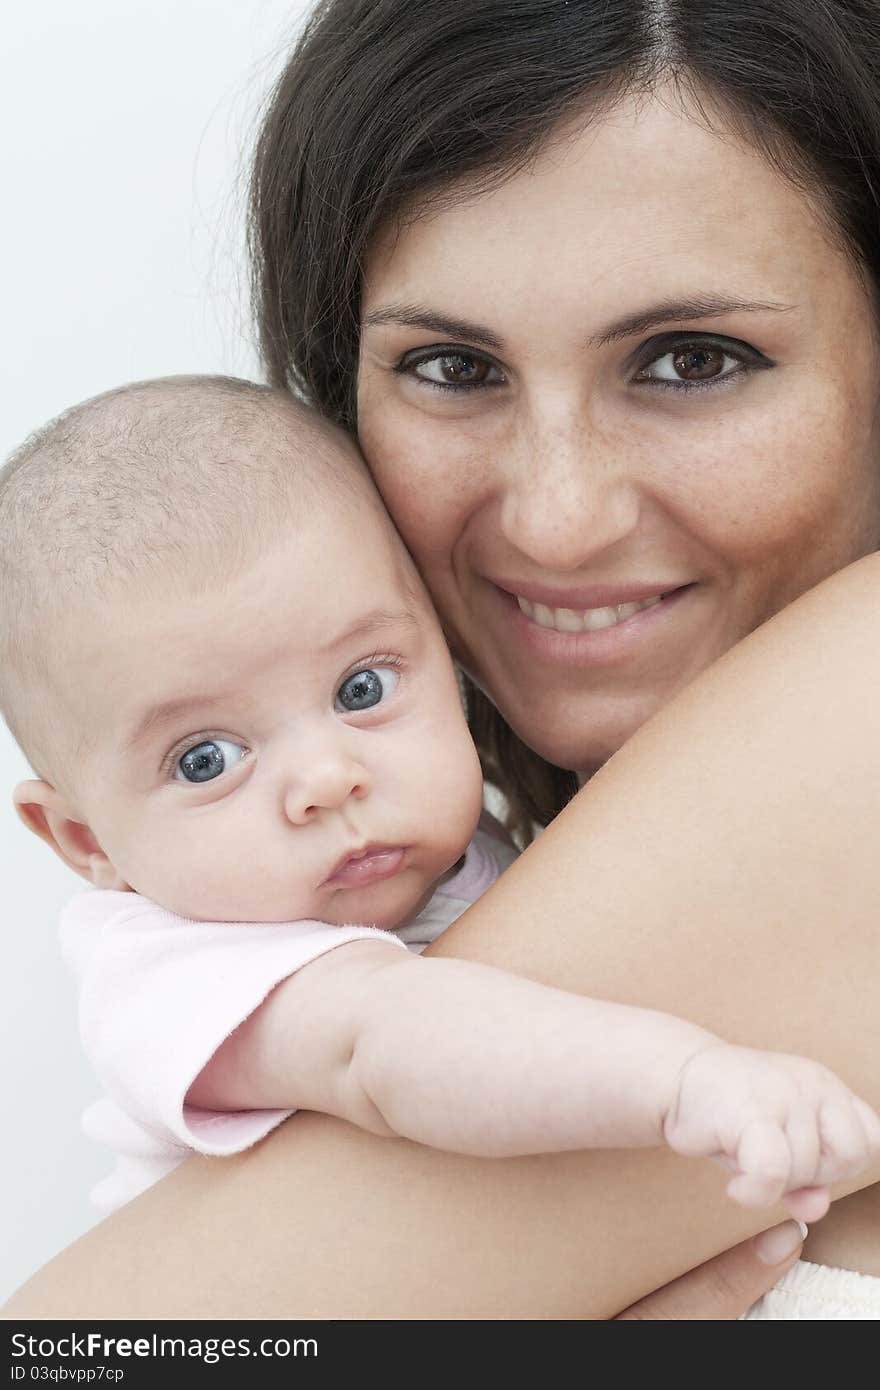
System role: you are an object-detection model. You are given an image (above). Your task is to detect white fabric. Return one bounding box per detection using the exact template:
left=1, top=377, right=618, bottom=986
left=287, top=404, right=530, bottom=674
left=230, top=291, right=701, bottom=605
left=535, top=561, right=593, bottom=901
left=62, top=821, right=516, bottom=1212
left=744, top=1259, right=880, bottom=1319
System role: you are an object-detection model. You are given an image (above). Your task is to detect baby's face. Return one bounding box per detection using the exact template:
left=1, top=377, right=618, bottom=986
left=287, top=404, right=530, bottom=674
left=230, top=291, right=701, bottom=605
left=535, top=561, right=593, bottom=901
left=60, top=490, right=484, bottom=927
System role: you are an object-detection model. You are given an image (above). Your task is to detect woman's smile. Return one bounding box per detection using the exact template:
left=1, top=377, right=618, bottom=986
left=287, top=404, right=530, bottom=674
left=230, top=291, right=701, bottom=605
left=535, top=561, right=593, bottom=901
left=490, top=581, right=695, bottom=668
left=514, top=593, right=666, bottom=633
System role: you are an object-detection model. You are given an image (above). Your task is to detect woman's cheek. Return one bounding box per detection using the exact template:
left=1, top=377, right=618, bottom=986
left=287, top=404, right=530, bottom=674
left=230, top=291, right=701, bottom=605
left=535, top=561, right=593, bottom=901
left=364, top=428, right=472, bottom=567
left=678, top=397, right=859, bottom=555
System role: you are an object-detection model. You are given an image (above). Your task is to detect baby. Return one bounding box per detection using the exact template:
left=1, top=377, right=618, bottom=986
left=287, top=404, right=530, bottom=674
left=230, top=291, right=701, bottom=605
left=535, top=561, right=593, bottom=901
left=2, top=375, right=878, bottom=1218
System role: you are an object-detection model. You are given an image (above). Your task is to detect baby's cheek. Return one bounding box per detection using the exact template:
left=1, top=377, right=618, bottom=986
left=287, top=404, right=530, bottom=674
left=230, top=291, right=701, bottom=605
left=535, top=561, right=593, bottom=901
left=111, top=811, right=217, bottom=915
left=423, top=723, right=484, bottom=847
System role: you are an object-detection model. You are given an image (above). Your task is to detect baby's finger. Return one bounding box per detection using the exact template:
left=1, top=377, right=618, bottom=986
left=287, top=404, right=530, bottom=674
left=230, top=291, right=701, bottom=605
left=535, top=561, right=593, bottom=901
left=814, top=1101, right=872, bottom=1185
left=729, top=1119, right=792, bottom=1208
left=727, top=1170, right=787, bottom=1208
left=853, top=1098, right=880, bottom=1152
left=783, top=1104, right=821, bottom=1190
left=783, top=1185, right=830, bottom=1224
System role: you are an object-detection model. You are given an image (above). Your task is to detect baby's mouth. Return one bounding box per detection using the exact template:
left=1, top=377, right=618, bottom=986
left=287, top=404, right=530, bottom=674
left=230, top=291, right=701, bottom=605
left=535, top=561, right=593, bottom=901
left=322, top=845, right=407, bottom=889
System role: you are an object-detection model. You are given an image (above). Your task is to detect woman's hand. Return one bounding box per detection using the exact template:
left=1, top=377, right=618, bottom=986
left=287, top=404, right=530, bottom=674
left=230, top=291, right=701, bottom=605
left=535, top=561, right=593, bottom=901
left=615, top=1221, right=805, bottom=1319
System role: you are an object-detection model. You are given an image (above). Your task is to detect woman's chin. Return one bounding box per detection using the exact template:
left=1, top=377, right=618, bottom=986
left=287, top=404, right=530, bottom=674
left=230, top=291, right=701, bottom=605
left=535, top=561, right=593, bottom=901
left=504, top=700, right=661, bottom=777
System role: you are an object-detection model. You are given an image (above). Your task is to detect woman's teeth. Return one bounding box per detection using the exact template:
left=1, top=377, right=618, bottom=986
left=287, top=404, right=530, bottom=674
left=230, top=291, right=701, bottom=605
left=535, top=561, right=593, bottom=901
left=516, top=594, right=664, bottom=632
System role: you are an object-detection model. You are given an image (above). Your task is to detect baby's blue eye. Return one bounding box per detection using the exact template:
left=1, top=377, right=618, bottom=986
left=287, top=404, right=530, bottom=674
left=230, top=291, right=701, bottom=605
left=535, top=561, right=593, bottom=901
left=174, top=739, right=246, bottom=784
left=335, top=667, right=398, bottom=712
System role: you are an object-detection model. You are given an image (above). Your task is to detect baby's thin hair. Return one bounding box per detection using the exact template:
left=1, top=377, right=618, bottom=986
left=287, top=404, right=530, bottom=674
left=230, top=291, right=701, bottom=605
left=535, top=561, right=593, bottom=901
left=0, top=374, right=367, bottom=786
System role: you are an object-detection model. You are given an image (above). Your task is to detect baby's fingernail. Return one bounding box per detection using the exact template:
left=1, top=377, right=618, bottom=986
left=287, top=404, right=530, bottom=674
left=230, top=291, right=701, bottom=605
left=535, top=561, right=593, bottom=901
left=754, top=1220, right=808, bottom=1266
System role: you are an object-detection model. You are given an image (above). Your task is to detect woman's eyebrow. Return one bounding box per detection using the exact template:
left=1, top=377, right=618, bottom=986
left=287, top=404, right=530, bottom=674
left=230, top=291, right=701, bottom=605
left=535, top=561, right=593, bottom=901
left=363, top=295, right=796, bottom=354
left=588, top=295, right=797, bottom=347
left=362, top=303, right=505, bottom=351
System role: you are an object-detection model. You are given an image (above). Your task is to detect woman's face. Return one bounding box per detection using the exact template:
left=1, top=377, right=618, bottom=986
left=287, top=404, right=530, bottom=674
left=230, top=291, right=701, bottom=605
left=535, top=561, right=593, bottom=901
left=357, top=92, right=880, bottom=773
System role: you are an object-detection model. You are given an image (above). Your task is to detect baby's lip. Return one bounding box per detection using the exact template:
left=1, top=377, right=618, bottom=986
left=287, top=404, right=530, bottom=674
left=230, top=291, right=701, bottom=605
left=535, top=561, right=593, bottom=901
left=321, top=844, right=407, bottom=889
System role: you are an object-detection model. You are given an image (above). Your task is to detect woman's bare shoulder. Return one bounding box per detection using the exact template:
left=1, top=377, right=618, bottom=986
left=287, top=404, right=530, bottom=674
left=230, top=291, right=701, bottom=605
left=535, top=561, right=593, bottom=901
left=763, top=554, right=880, bottom=635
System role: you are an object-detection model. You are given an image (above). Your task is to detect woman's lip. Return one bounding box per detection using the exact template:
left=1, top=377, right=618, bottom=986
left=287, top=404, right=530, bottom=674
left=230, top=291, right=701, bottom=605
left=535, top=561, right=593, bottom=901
left=490, top=583, right=694, bottom=664
left=493, top=578, right=689, bottom=608
left=322, top=846, right=406, bottom=889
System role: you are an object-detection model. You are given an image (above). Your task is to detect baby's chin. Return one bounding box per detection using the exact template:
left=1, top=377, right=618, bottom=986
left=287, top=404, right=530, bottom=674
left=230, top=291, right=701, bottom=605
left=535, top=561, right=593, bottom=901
left=316, top=866, right=443, bottom=933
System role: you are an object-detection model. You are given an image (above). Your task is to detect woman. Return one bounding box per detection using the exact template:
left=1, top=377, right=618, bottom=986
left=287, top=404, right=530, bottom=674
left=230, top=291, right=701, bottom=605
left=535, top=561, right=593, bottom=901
left=7, top=0, right=880, bottom=1319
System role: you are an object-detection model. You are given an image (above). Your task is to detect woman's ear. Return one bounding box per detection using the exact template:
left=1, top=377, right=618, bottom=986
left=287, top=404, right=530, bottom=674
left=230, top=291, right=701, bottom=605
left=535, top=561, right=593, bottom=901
left=13, top=780, right=129, bottom=890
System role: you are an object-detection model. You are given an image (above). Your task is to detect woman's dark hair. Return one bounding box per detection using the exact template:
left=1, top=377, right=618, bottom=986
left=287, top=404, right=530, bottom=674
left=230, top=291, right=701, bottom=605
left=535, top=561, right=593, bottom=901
left=250, top=0, right=880, bottom=839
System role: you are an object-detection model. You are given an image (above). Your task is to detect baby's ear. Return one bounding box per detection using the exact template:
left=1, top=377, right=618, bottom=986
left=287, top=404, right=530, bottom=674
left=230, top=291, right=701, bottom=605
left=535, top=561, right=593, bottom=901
left=13, top=780, right=129, bottom=890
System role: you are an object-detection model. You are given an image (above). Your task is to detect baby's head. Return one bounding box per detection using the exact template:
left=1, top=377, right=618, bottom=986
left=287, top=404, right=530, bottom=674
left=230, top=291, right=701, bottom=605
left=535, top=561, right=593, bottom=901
left=1, top=376, right=483, bottom=927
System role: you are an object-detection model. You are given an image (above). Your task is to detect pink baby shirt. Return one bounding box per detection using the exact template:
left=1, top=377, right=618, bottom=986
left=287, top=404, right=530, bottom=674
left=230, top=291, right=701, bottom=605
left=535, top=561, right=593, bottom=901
left=61, top=818, right=516, bottom=1213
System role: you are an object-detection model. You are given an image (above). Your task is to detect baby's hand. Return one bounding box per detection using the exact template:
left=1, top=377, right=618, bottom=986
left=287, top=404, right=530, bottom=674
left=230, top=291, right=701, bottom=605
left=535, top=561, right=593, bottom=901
left=664, top=1044, right=880, bottom=1222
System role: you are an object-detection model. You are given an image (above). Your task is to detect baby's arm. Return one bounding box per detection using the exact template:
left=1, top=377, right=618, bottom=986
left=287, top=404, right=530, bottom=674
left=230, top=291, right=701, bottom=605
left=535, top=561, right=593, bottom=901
left=189, top=940, right=880, bottom=1214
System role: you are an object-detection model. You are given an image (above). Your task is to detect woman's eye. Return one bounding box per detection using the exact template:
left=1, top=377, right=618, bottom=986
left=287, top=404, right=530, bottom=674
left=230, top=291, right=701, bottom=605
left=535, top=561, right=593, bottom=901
left=404, top=349, right=505, bottom=390
left=174, top=739, right=247, bottom=784
left=335, top=666, right=399, bottom=712
left=635, top=340, right=753, bottom=390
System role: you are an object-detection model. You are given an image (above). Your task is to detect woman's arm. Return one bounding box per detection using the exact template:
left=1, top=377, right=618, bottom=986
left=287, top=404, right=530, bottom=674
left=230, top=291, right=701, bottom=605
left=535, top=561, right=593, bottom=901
left=6, top=555, right=880, bottom=1319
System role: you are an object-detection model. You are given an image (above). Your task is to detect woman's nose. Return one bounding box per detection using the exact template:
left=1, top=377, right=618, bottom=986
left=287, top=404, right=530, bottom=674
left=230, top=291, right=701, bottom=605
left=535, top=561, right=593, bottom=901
left=499, top=411, right=641, bottom=570
left=282, top=746, right=370, bottom=825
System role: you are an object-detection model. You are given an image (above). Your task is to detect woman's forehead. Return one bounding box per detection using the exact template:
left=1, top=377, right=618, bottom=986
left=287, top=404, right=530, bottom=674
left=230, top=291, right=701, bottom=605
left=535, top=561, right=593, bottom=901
left=363, top=92, right=853, bottom=327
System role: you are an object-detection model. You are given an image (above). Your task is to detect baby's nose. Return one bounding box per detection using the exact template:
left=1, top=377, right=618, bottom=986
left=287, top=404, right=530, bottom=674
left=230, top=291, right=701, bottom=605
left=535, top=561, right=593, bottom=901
left=282, top=751, right=370, bottom=825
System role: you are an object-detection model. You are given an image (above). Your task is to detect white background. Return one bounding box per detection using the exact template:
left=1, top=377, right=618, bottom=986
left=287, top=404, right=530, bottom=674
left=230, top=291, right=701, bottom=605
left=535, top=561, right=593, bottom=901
left=0, top=0, right=313, bottom=1303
